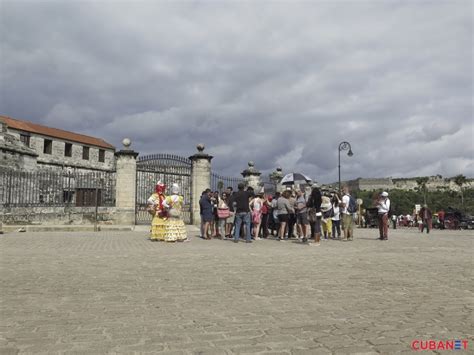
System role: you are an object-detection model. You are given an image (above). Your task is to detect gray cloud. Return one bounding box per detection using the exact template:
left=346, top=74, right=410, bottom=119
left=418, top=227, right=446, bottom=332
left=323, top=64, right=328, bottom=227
left=1, top=0, right=472, bottom=182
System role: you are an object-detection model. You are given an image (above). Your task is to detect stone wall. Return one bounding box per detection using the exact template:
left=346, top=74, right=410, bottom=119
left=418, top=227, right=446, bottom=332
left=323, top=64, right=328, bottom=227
left=346, top=176, right=473, bottom=192
left=8, top=129, right=115, bottom=171
left=0, top=119, right=38, bottom=171
left=1, top=206, right=117, bottom=225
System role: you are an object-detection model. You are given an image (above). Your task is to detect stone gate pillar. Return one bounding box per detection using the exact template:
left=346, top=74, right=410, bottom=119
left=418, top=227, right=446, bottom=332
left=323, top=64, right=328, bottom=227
left=114, top=138, right=139, bottom=225
left=189, top=144, right=213, bottom=225
left=242, top=161, right=262, bottom=192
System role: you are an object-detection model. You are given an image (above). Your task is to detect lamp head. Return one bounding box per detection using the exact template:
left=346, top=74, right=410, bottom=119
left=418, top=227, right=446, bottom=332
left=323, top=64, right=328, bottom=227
left=348, top=149, right=354, bottom=157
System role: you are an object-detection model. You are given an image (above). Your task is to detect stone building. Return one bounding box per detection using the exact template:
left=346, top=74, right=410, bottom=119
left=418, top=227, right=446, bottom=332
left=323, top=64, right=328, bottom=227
left=0, top=115, right=115, bottom=172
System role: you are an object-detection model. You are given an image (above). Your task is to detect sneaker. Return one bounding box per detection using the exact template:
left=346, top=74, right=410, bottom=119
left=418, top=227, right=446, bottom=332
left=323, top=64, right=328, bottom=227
left=245, top=240, right=253, bottom=243
left=302, top=237, right=308, bottom=243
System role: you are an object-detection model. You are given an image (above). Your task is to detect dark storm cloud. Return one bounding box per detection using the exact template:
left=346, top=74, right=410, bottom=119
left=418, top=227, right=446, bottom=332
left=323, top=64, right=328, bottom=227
left=1, top=0, right=472, bottom=182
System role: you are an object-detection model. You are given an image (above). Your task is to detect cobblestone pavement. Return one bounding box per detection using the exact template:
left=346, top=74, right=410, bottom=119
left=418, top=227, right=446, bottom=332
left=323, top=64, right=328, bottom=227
left=1, top=227, right=472, bottom=354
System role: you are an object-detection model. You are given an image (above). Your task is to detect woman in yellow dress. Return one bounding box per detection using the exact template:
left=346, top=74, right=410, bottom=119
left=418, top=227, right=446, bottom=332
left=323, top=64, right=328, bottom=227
left=162, top=183, right=188, bottom=242
left=147, top=181, right=168, bottom=241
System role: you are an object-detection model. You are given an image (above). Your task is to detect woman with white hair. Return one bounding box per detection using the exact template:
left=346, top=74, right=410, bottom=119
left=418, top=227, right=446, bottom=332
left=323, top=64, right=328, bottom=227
left=162, top=183, right=188, bottom=242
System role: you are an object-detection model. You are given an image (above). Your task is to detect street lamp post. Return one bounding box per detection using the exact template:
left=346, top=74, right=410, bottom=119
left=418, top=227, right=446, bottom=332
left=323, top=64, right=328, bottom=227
left=338, top=141, right=354, bottom=192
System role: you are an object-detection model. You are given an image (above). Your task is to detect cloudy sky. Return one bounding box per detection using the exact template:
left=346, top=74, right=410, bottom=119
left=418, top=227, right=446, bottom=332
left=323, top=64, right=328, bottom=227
left=1, top=0, right=472, bottom=182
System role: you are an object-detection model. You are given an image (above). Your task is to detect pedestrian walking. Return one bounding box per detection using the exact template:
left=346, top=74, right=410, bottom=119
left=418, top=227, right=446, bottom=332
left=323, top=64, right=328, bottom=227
left=419, top=204, right=433, bottom=234
left=376, top=191, right=390, bottom=240
left=340, top=185, right=355, bottom=241
left=306, top=186, right=322, bottom=245
left=331, top=192, right=342, bottom=239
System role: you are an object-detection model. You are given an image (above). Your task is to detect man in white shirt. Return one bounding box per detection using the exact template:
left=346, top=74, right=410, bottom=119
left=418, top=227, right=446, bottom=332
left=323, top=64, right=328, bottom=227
left=376, top=191, right=390, bottom=240
left=340, top=185, right=355, bottom=241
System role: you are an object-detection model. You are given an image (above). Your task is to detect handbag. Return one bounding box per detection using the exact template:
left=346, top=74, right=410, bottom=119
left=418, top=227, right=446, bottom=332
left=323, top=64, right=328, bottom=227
left=217, top=208, right=230, bottom=219
left=308, top=208, right=317, bottom=223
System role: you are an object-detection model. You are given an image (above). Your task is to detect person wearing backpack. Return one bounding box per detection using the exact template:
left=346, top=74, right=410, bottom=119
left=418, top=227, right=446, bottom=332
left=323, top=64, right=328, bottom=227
left=376, top=191, right=391, bottom=240
left=340, top=185, right=356, bottom=241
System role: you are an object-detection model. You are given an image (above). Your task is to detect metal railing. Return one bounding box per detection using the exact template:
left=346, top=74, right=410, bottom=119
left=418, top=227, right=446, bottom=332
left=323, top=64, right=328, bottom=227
left=0, top=169, right=116, bottom=207
left=210, top=172, right=245, bottom=192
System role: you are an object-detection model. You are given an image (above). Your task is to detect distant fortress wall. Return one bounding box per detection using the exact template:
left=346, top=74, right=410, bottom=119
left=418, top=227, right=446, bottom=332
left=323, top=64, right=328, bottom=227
left=342, top=176, right=473, bottom=192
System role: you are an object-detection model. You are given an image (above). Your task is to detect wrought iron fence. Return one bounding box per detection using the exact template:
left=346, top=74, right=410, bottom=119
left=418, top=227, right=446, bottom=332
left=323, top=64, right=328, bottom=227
left=260, top=175, right=277, bottom=195
left=136, top=154, right=192, bottom=224
left=210, top=172, right=245, bottom=192
left=0, top=169, right=116, bottom=208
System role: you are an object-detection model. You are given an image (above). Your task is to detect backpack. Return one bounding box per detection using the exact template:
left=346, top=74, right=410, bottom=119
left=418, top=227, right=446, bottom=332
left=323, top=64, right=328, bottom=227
left=346, top=194, right=357, bottom=214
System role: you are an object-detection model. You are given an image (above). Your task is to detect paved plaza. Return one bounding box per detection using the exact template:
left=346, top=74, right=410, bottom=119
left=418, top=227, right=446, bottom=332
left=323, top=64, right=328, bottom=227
left=1, top=227, right=472, bottom=354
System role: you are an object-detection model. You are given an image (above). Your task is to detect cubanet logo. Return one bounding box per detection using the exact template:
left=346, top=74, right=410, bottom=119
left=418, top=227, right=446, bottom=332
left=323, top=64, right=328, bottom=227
left=411, top=340, right=469, bottom=351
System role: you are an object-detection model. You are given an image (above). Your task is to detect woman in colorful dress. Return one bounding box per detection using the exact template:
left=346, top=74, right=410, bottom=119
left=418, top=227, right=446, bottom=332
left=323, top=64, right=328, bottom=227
left=147, top=181, right=168, bottom=241
left=162, top=183, right=188, bottom=242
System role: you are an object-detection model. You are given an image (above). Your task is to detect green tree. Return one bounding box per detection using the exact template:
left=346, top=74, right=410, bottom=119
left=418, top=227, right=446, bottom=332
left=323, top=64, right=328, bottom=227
left=453, top=174, right=467, bottom=207
left=416, top=177, right=429, bottom=205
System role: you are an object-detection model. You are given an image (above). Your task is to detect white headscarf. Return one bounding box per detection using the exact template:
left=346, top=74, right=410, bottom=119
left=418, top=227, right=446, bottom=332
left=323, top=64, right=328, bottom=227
left=171, top=183, right=179, bottom=194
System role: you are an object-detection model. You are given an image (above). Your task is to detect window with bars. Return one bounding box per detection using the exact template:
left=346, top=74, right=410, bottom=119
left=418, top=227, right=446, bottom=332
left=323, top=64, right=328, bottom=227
left=82, top=146, right=89, bottom=160
left=65, top=143, right=72, bottom=157
left=20, top=134, right=30, bottom=147
left=98, top=149, right=105, bottom=163
left=43, top=139, right=52, bottom=154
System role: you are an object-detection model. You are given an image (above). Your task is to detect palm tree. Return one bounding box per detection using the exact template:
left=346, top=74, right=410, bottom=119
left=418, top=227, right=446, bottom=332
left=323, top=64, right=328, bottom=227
left=453, top=174, right=467, bottom=207
left=416, top=177, right=429, bottom=205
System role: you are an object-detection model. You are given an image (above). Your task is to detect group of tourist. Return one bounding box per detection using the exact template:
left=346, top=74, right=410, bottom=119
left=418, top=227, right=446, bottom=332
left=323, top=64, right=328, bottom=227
left=146, top=180, right=437, bottom=243
left=198, top=183, right=359, bottom=245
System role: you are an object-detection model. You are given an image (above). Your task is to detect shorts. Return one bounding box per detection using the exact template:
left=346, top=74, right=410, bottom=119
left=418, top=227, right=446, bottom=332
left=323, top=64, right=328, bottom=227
left=201, top=213, right=214, bottom=223
left=226, top=213, right=235, bottom=224
left=297, top=212, right=308, bottom=225
left=278, top=214, right=289, bottom=223
left=342, top=213, right=354, bottom=230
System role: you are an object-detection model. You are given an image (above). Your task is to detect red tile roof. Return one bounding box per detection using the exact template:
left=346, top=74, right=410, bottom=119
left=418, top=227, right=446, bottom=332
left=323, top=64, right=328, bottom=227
left=0, top=115, right=115, bottom=150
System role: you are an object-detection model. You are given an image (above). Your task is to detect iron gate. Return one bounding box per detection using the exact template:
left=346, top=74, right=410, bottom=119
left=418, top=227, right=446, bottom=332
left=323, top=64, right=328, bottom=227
left=136, top=154, right=192, bottom=225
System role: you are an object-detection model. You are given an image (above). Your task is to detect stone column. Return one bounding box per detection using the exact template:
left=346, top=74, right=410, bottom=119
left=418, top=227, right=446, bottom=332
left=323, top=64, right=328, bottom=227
left=114, top=138, right=139, bottom=225
left=241, top=161, right=262, bottom=192
left=189, top=144, right=213, bottom=225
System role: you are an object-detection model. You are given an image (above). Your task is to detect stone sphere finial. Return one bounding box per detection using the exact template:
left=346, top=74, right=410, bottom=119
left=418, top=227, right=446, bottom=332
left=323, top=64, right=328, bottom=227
left=248, top=161, right=255, bottom=167
left=122, top=138, right=131, bottom=149
left=276, top=167, right=282, bottom=172
left=197, top=143, right=205, bottom=152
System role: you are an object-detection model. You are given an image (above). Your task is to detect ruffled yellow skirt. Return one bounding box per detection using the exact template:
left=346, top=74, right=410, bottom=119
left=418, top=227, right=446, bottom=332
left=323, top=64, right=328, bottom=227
left=150, top=217, right=187, bottom=242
